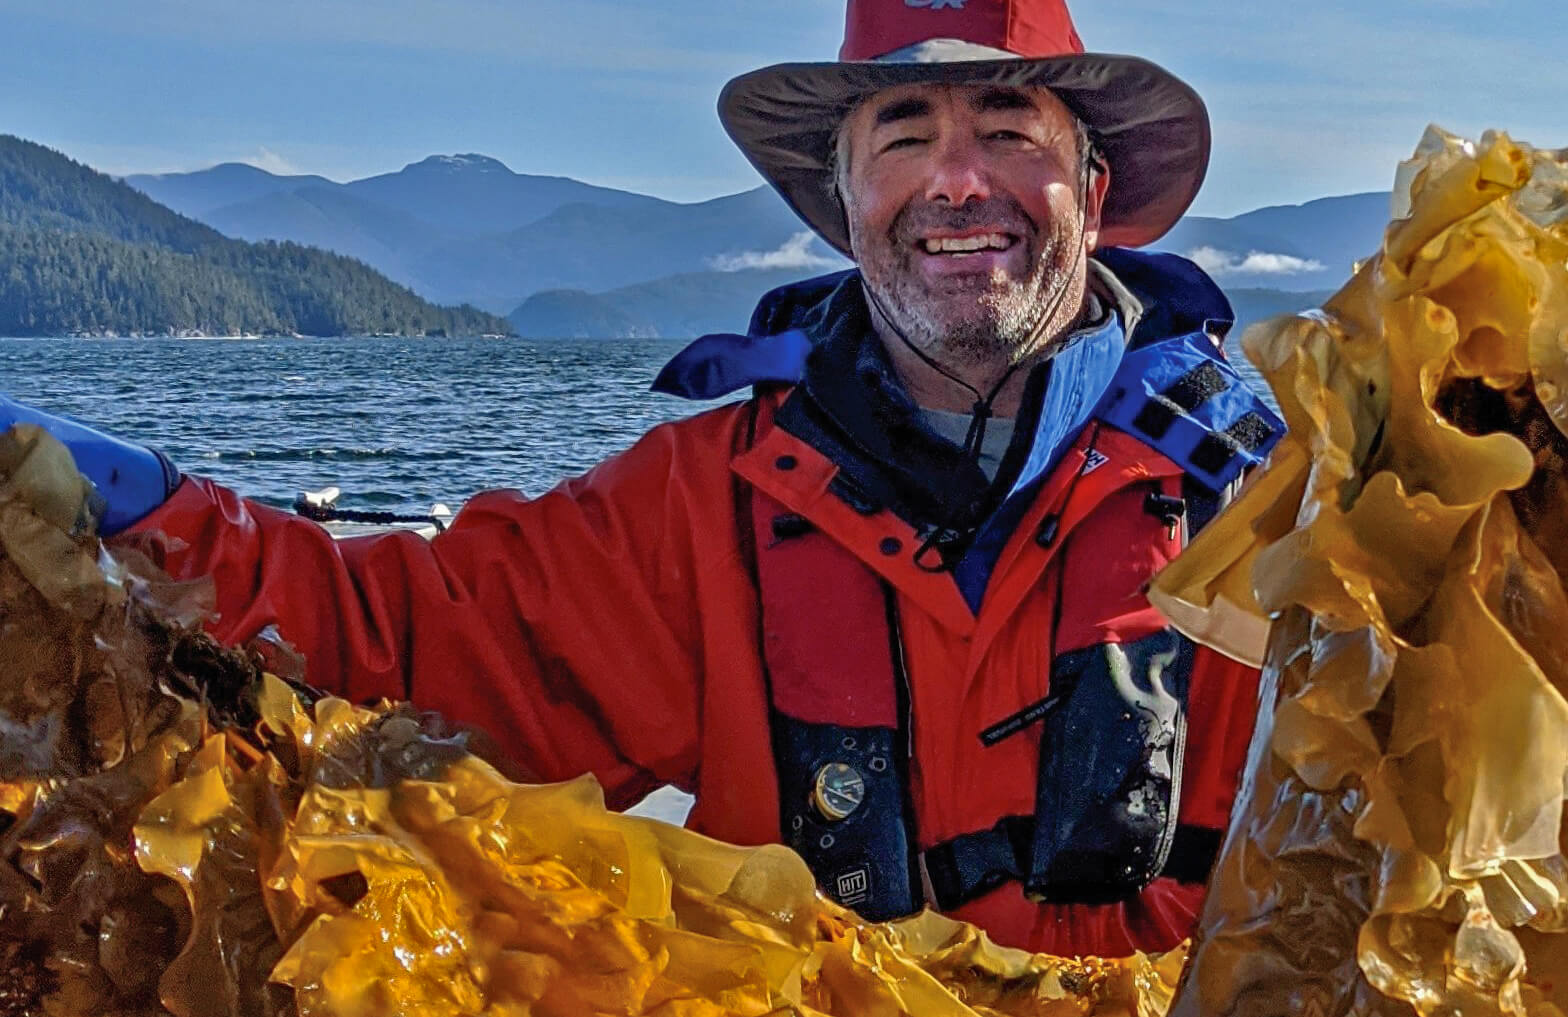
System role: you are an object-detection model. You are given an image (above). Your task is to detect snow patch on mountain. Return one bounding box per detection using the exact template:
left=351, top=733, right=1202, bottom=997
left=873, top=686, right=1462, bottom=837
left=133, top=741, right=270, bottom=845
left=411, top=153, right=512, bottom=174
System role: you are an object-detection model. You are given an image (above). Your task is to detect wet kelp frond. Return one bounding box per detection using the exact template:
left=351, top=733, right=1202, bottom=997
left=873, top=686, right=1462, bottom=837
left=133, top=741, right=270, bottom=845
left=1158, top=129, right=1568, bottom=1015
left=15, top=126, right=1568, bottom=1017
left=0, top=424, right=1177, bottom=1016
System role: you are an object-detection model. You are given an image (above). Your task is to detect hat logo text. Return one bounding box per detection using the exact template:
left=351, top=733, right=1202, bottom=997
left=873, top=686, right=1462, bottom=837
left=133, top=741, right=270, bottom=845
left=904, top=0, right=967, bottom=8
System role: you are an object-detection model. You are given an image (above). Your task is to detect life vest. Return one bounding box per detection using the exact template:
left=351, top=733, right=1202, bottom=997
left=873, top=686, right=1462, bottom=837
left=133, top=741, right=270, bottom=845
left=652, top=252, right=1284, bottom=922
left=747, top=340, right=1277, bottom=922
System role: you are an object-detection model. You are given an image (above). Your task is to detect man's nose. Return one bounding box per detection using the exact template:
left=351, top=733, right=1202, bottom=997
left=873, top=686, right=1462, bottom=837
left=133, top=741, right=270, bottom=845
left=922, top=137, right=991, bottom=207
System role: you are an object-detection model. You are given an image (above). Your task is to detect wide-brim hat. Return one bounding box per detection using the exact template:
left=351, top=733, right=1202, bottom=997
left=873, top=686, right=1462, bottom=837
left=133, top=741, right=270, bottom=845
left=719, top=0, right=1210, bottom=255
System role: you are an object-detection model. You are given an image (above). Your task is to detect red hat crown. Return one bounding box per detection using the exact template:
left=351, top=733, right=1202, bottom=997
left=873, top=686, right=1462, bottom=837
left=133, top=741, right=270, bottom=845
left=840, top=0, right=1085, bottom=62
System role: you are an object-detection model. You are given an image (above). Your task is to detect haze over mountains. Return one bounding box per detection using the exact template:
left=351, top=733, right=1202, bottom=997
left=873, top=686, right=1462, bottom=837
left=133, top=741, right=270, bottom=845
left=124, top=153, right=1391, bottom=338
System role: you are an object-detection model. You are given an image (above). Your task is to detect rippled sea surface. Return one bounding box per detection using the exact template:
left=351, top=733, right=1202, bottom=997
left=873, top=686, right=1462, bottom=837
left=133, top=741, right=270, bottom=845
left=4, top=334, right=1273, bottom=518
left=2, top=336, right=726, bottom=516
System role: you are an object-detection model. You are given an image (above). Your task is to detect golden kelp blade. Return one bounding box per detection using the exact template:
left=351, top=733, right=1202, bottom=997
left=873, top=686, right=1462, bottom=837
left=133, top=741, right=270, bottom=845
left=1156, top=128, right=1568, bottom=1016
left=246, top=709, right=1185, bottom=1016
left=0, top=425, right=1180, bottom=1016
left=0, top=425, right=217, bottom=1017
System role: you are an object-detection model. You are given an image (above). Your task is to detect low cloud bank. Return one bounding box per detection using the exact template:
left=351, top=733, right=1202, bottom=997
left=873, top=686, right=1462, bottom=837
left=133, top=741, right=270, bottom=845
left=710, top=232, right=841, bottom=272
left=1185, top=246, right=1325, bottom=277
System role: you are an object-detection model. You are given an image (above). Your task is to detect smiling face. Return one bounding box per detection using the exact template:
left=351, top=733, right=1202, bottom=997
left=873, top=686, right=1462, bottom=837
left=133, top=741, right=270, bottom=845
left=839, top=82, right=1108, bottom=370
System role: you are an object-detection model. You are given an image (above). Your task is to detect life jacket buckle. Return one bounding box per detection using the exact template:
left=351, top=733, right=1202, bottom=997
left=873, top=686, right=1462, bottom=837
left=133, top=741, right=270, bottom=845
left=1142, top=490, right=1186, bottom=541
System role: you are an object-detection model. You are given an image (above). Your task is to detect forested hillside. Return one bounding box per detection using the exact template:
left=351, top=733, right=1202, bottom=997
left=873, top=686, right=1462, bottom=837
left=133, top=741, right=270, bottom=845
left=0, top=136, right=511, bottom=336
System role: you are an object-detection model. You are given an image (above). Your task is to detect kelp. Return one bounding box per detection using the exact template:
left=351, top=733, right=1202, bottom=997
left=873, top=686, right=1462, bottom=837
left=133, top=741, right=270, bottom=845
left=1156, top=128, right=1568, bottom=1015
left=0, top=423, right=1177, bottom=1016
left=16, top=127, right=1568, bottom=1016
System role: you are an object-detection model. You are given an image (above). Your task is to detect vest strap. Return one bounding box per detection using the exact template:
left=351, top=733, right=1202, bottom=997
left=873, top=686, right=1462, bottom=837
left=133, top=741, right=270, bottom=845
left=752, top=486, right=920, bottom=920
left=748, top=403, right=1242, bottom=919
left=918, top=820, right=1223, bottom=912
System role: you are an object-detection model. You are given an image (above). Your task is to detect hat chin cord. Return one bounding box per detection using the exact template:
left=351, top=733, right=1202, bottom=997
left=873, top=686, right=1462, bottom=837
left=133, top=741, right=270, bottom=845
left=862, top=156, right=1094, bottom=465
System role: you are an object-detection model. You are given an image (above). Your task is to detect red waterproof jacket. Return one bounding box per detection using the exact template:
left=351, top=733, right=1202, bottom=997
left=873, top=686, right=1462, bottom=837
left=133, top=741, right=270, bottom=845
left=126, top=253, right=1276, bottom=957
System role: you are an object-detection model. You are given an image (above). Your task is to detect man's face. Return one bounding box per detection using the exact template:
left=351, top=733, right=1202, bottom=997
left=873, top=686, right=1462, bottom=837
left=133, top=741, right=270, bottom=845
left=839, top=82, right=1108, bottom=363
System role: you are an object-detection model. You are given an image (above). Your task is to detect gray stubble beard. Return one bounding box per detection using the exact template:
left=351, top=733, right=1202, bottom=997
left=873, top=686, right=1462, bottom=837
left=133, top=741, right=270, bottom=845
left=852, top=203, right=1083, bottom=371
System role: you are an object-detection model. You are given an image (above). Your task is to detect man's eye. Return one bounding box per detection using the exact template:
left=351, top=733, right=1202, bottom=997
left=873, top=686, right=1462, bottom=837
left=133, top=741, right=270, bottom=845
left=987, top=130, right=1028, bottom=142
left=882, top=137, right=925, bottom=152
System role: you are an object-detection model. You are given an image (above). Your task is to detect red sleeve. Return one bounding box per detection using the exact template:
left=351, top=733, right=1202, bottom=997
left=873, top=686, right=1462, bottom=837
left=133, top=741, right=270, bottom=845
left=121, top=412, right=737, bottom=809
left=1178, top=644, right=1263, bottom=830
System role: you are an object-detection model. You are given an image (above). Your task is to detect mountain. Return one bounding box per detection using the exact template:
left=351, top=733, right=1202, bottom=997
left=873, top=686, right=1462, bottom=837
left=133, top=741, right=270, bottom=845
left=124, top=162, right=336, bottom=219
left=512, top=289, right=660, bottom=339
left=510, top=268, right=816, bottom=338
left=126, top=152, right=1386, bottom=318
left=420, top=186, right=846, bottom=312
left=126, top=155, right=687, bottom=308
left=340, top=154, right=665, bottom=236
left=201, top=185, right=456, bottom=291
left=1224, top=287, right=1336, bottom=333
left=128, top=155, right=667, bottom=245
left=510, top=267, right=1336, bottom=342
left=7, top=143, right=225, bottom=252
left=1152, top=192, right=1390, bottom=292
left=0, top=136, right=511, bottom=337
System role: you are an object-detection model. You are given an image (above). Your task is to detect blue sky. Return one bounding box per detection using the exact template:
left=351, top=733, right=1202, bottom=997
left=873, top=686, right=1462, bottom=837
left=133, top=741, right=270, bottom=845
left=3, top=0, right=1564, bottom=217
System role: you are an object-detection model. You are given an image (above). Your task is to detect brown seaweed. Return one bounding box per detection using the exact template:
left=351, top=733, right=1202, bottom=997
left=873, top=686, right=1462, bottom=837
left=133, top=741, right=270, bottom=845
left=0, top=424, right=1177, bottom=1016
left=1156, top=128, right=1568, bottom=1016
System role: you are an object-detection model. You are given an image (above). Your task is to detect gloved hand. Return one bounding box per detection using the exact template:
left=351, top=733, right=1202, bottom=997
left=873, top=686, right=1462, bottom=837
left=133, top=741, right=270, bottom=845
left=0, top=396, right=181, bottom=535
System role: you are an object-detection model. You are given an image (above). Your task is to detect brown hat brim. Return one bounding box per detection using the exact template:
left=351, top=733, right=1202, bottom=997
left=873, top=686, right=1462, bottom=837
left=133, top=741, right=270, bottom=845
left=719, top=52, right=1210, bottom=255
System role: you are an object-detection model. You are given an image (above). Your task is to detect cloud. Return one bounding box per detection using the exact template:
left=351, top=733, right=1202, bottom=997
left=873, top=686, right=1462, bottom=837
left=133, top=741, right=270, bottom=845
left=709, top=232, right=842, bottom=272
left=1185, top=246, right=1325, bottom=277
left=244, top=147, right=304, bottom=176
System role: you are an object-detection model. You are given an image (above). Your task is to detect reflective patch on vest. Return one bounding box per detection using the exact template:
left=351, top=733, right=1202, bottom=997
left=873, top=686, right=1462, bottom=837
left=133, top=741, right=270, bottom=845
left=1096, top=333, right=1284, bottom=492
left=1189, top=411, right=1274, bottom=475
left=1026, top=629, right=1195, bottom=904
left=1131, top=360, right=1228, bottom=440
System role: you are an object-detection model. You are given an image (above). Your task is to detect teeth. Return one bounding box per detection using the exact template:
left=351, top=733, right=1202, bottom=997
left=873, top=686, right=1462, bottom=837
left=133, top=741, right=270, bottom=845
left=922, top=233, right=1011, bottom=254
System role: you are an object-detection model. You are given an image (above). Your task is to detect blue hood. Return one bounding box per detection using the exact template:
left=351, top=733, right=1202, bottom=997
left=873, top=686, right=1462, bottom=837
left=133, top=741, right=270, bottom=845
left=652, top=250, right=1234, bottom=401
left=652, top=248, right=1284, bottom=610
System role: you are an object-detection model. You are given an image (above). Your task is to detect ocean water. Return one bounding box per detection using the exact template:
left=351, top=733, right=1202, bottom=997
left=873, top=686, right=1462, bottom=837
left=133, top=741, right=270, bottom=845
left=1, top=336, right=725, bottom=516
left=2, top=334, right=1273, bottom=516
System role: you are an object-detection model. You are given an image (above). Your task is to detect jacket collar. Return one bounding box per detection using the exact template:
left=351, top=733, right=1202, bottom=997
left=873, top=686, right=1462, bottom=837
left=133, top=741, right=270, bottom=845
left=651, top=249, right=1235, bottom=535
left=774, top=273, right=1001, bottom=530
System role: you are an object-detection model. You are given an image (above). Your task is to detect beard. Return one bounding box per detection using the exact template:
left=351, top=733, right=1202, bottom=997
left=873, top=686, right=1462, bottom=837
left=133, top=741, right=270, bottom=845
left=852, top=195, right=1081, bottom=366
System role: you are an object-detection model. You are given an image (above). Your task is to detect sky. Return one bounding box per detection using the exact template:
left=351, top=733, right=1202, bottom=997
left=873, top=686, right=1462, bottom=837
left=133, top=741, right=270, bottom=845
left=3, top=0, right=1565, bottom=218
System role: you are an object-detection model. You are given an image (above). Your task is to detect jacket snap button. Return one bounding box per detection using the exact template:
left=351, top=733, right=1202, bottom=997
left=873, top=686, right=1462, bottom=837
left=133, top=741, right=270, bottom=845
left=812, top=762, right=866, bottom=821
left=879, top=537, right=902, bottom=556
left=775, top=455, right=798, bottom=471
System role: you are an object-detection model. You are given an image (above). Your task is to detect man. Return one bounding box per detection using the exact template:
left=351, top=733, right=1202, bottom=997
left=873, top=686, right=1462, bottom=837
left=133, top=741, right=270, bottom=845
left=2, top=0, right=1281, bottom=957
